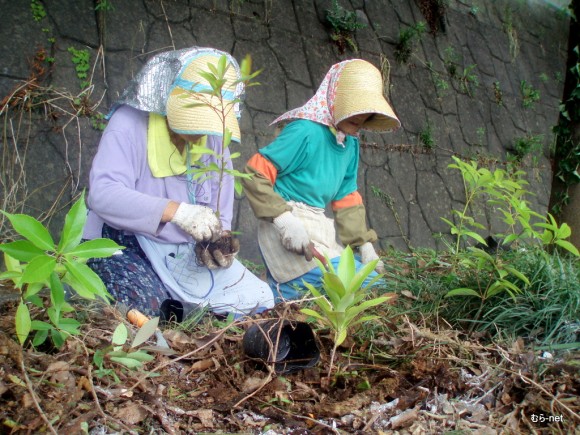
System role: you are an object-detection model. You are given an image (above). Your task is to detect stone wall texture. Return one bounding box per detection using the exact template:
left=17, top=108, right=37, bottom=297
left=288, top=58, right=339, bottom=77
left=0, top=0, right=571, bottom=263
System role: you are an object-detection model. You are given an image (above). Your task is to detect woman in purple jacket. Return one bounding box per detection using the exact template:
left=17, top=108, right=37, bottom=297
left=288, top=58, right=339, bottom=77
left=83, top=47, right=274, bottom=317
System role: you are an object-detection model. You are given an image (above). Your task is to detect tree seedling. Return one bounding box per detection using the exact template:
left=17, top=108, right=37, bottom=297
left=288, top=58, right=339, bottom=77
left=301, top=246, right=393, bottom=378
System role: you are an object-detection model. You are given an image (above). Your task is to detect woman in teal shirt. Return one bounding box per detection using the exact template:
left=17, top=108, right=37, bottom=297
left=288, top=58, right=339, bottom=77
left=242, top=59, right=401, bottom=301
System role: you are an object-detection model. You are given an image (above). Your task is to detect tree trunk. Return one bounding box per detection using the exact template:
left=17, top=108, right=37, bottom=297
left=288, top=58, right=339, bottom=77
left=549, top=0, right=580, bottom=248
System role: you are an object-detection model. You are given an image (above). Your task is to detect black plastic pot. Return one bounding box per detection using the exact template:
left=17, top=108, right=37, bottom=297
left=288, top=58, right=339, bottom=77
left=159, top=299, right=201, bottom=323
left=242, top=319, right=320, bottom=374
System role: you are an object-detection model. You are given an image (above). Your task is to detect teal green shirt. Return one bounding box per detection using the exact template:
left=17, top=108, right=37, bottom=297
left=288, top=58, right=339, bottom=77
left=259, top=120, right=359, bottom=208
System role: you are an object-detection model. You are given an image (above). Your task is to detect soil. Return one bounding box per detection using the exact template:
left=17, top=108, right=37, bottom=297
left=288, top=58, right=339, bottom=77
left=195, top=233, right=240, bottom=267
left=0, top=292, right=579, bottom=434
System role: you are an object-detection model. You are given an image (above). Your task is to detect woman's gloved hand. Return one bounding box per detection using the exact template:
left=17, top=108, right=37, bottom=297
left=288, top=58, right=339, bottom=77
left=273, top=211, right=313, bottom=261
left=195, top=233, right=240, bottom=269
left=171, top=203, right=222, bottom=243
left=359, top=242, right=386, bottom=274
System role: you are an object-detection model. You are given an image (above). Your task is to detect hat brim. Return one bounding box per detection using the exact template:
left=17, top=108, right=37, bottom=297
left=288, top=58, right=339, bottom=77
left=334, top=90, right=400, bottom=132
left=166, top=88, right=241, bottom=142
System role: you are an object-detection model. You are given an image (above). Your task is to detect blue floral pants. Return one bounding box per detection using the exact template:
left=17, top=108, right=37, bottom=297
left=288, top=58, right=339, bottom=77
left=86, top=225, right=170, bottom=316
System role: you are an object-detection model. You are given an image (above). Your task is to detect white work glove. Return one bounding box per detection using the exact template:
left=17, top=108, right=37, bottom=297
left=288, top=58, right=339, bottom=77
left=273, top=211, right=313, bottom=261
left=171, top=203, right=222, bottom=243
left=359, top=242, right=386, bottom=274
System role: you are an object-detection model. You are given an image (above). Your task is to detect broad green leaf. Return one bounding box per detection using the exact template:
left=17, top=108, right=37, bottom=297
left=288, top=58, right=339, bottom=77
left=464, top=231, right=487, bottom=245
left=3, top=252, right=22, bottom=273
left=57, top=192, right=87, bottom=253
left=21, top=255, right=56, bottom=284
left=445, top=288, right=481, bottom=298
left=556, top=222, right=572, bottom=240
left=300, top=308, right=326, bottom=322
left=555, top=239, right=580, bottom=256
left=131, top=317, right=159, bottom=348
left=31, top=320, right=53, bottom=331
left=1, top=211, right=54, bottom=250
left=64, top=261, right=110, bottom=301
left=57, top=318, right=81, bottom=335
left=343, top=296, right=390, bottom=324
left=0, top=270, right=21, bottom=280
left=49, top=272, right=65, bottom=310
left=337, top=246, right=356, bottom=288
left=51, top=326, right=67, bottom=348
left=15, top=301, right=31, bottom=345
left=322, top=272, right=346, bottom=301
left=68, top=238, right=123, bottom=259
left=24, top=282, right=47, bottom=299
left=126, top=350, right=155, bottom=363
left=110, top=356, right=144, bottom=369
left=32, top=329, right=49, bottom=347
left=347, top=260, right=379, bottom=294
left=112, top=323, right=128, bottom=346
left=0, top=241, right=45, bottom=262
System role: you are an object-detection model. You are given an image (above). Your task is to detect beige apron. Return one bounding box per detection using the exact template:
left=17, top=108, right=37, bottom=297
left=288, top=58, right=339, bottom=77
left=258, top=201, right=344, bottom=283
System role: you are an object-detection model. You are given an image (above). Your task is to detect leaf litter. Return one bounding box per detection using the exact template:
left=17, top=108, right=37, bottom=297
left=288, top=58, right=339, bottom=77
left=0, top=292, right=578, bottom=434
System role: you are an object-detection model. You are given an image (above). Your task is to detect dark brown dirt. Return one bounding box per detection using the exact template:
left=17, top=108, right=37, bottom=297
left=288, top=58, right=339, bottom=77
left=0, top=292, right=578, bottom=434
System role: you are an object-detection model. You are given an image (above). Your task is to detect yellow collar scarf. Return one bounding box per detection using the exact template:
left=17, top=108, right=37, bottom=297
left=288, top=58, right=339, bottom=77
left=147, top=113, right=207, bottom=177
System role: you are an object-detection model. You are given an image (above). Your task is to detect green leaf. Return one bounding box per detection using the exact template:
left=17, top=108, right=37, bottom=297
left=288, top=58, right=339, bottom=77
left=335, top=329, right=348, bottom=346
left=464, top=231, right=487, bottom=245
left=57, top=318, right=81, bottom=335
left=337, top=246, right=356, bottom=287
left=30, top=320, right=53, bottom=331
left=112, top=323, right=128, bottom=346
left=24, top=282, right=46, bottom=299
left=50, top=329, right=67, bottom=347
left=110, top=356, right=144, bottom=369
left=15, top=301, right=31, bottom=345
left=57, top=192, right=87, bottom=253
left=131, top=317, right=159, bottom=348
left=63, top=261, right=110, bottom=301
left=21, top=255, right=56, bottom=284
left=126, top=350, right=155, bottom=363
left=1, top=211, right=54, bottom=250
left=68, top=238, right=123, bottom=259
left=556, top=222, right=572, bottom=239
left=300, top=308, right=326, bottom=322
left=555, top=239, right=580, bottom=256
left=49, top=272, right=65, bottom=308
left=347, top=260, right=379, bottom=294
left=32, top=329, right=49, bottom=347
left=0, top=240, right=45, bottom=262
left=445, top=288, right=481, bottom=298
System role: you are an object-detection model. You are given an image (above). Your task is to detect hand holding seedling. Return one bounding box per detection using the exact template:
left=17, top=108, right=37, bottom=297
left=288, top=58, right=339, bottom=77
left=171, top=203, right=222, bottom=242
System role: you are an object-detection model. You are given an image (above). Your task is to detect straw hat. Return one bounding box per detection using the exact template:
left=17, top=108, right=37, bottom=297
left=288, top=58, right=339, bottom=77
left=333, top=59, right=400, bottom=132
left=166, top=53, right=242, bottom=142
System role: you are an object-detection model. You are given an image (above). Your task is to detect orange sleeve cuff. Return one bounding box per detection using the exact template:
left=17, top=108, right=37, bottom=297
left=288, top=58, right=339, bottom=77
left=332, top=191, right=363, bottom=211
left=247, top=153, right=278, bottom=184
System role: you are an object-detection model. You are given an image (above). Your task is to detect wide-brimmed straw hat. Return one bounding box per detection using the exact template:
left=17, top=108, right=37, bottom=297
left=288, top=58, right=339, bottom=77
left=166, top=53, right=242, bottom=142
left=333, top=59, right=400, bottom=132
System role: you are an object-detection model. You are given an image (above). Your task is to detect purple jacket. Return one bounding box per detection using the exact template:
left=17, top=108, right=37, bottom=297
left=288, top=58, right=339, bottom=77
left=84, top=105, right=234, bottom=243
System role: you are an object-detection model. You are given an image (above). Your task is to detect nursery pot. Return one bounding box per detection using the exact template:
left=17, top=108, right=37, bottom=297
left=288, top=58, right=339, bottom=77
left=159, top=299, right=201, bottom=323
left=242, top=319, right=320, bottom=374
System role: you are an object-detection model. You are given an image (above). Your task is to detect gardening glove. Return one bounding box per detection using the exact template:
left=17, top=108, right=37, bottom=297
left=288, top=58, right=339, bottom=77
left=171, top=203, right=222, bottom=243
left=273, top=211, right=313, bottom=261
left=195, top=233, right=240, bottom=270
left=359, top=242, right=386, bottom=274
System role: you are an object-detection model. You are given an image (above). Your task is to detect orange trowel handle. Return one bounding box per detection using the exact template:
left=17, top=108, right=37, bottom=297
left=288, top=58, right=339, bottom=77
left=309, top=243, right=328, bottom=268
left=126, top=308, right=150, bottom=328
